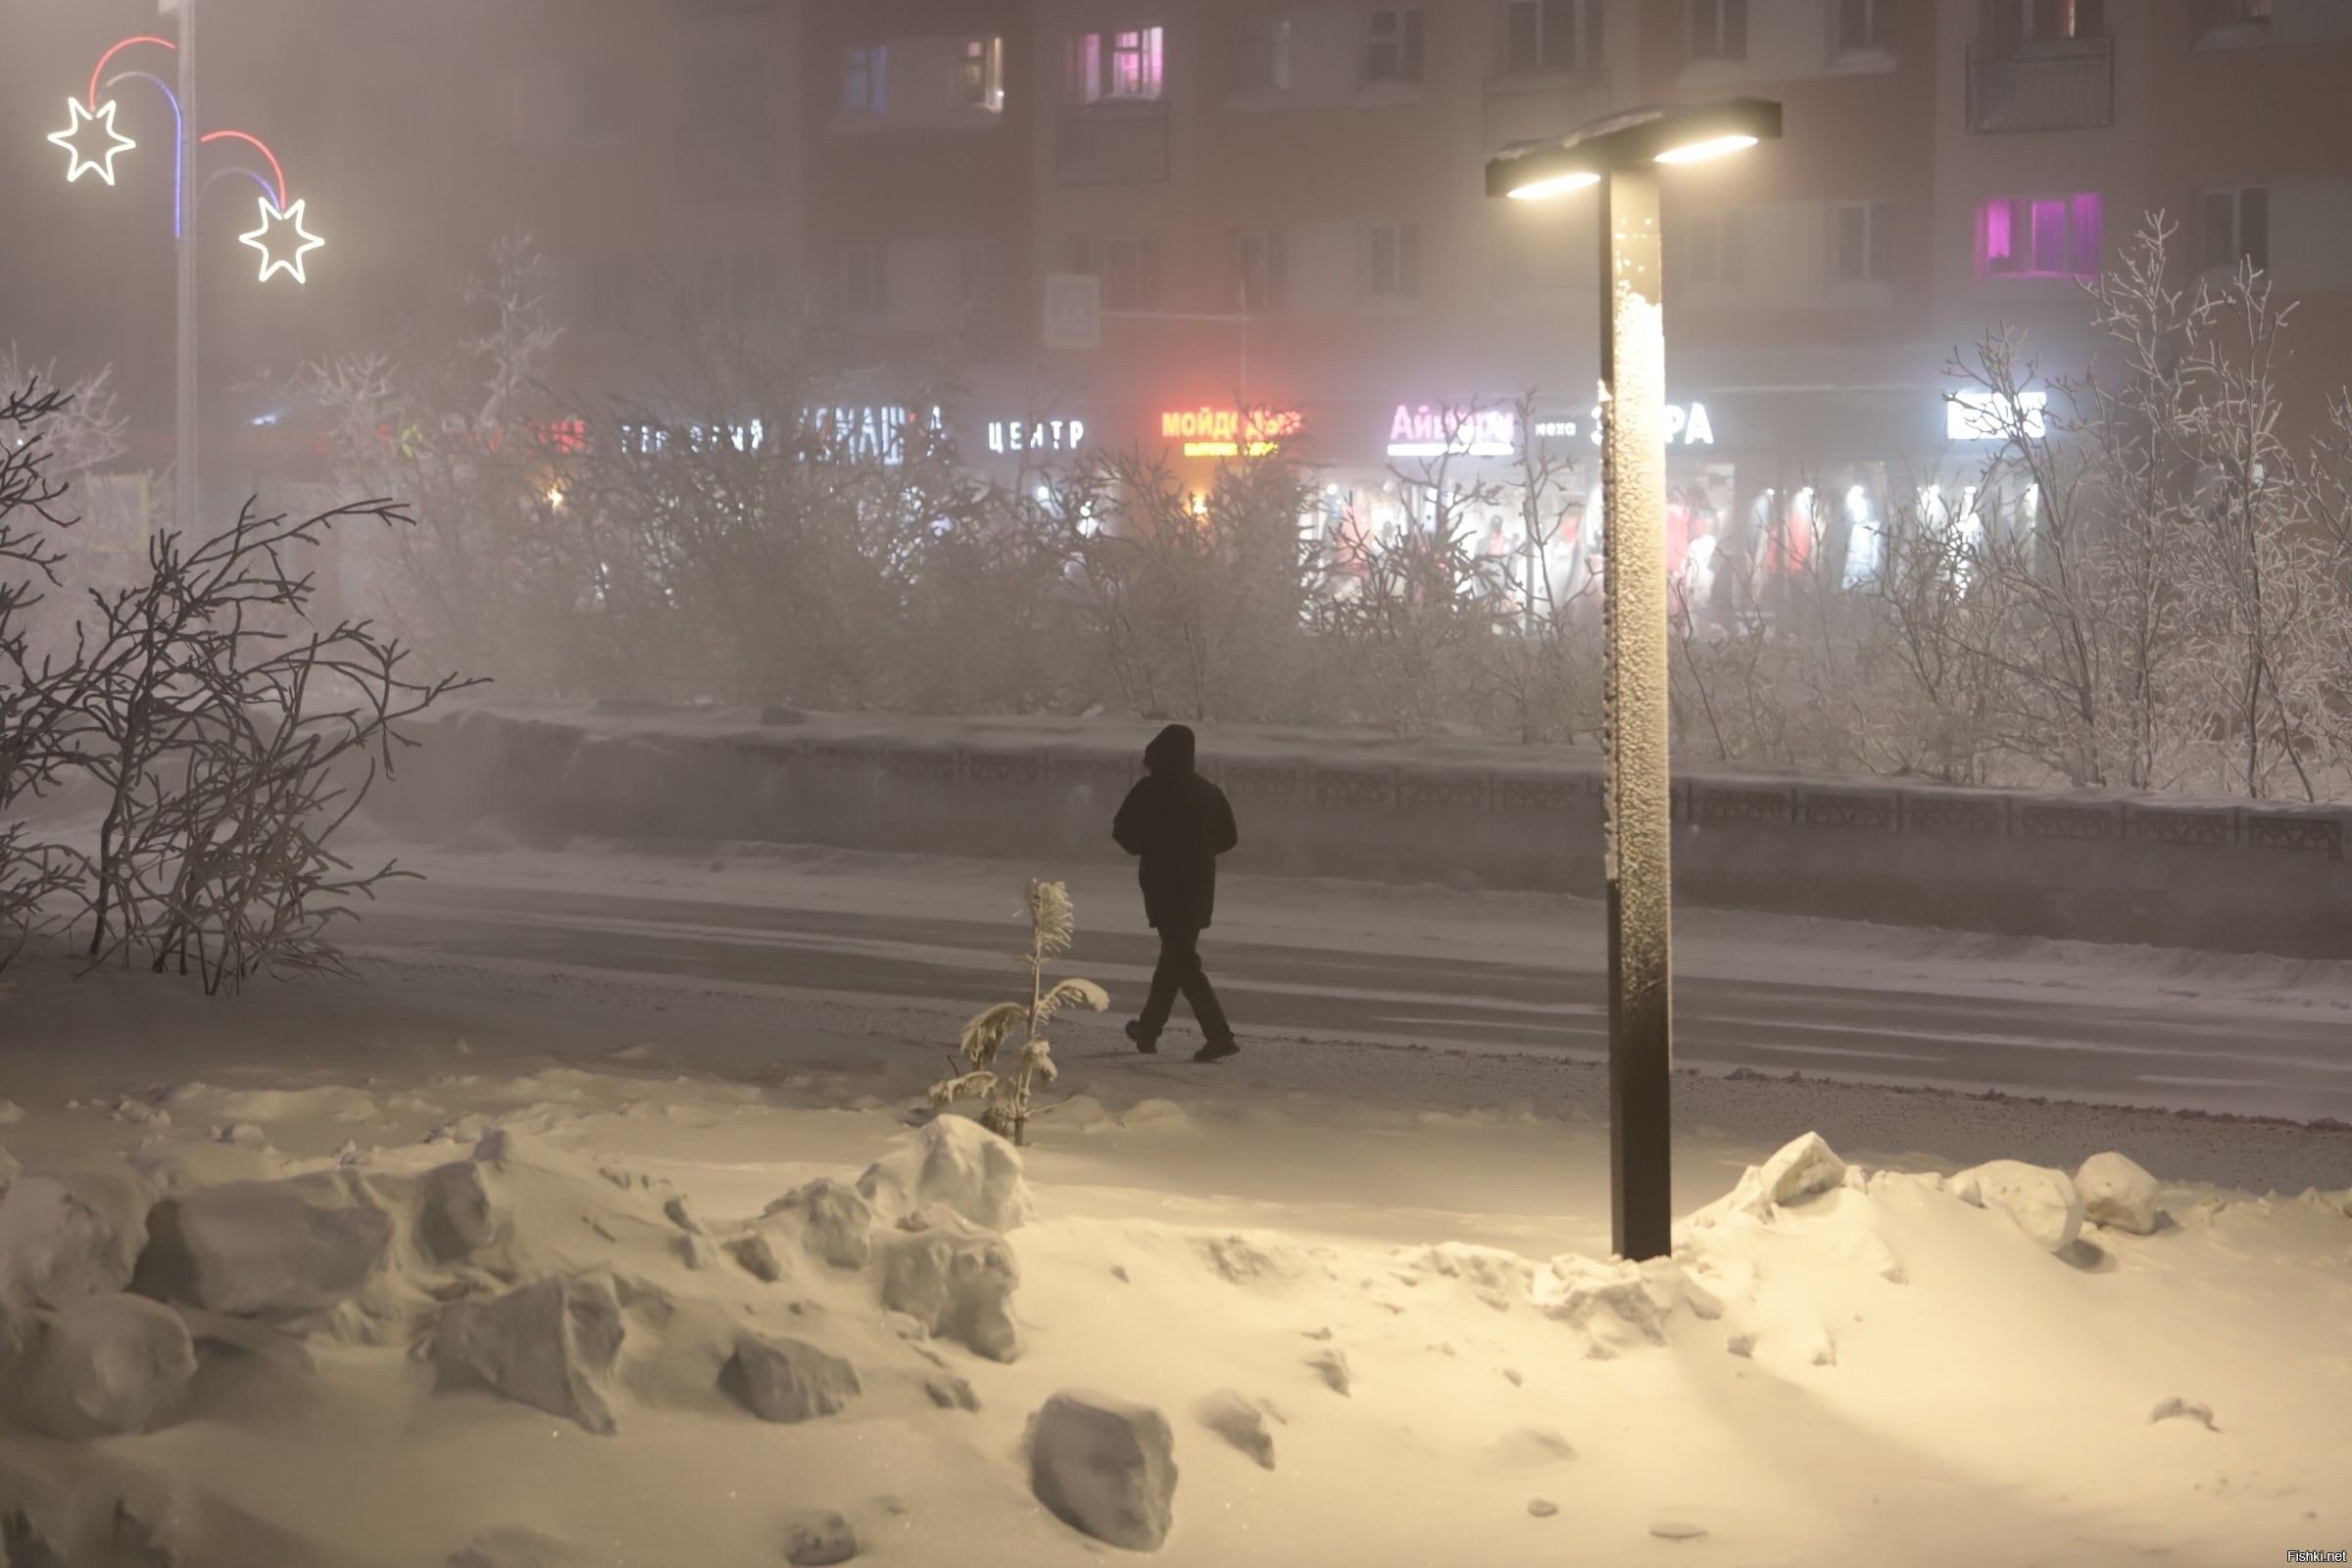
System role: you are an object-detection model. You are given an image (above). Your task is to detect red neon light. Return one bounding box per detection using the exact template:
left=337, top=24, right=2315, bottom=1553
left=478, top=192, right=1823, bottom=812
left=90, top=35, right=175, bottom=109
left=201, top=128, right=286, bottom=206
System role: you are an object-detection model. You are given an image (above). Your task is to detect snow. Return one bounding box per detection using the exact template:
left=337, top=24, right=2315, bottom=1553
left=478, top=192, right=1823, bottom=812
left=0, top=842, right=2348, bottom=1561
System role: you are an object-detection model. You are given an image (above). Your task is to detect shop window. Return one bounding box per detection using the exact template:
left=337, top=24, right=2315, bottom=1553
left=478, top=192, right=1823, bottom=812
left=2201, top=185, right=2269, bottom=273
left=959, top=37, right=1005, bottom=113
left=1981, top=0, right=2105, bottom=43
left=1979, top=192, right=2101, bottom=279
left=1237, top=228, right=1288, bottom=311
left=838, top=243, right=884, bottom=318
left=842, top=46, right=887, bottom=115
left=1503, top=0, right=1601, bottom=77
left=956, top=240, right=1000, bottom=318
left=1367, top=8, right=1426, bottom=86
left=1690, top=0, right=1748, bottom=62
left=1832, top=200, right=1894, bottom=284
left=1833, top=0, right=1894, bottom=51
left=1682, top=208, right=1746, bottom=287
left=1238, top=14, right=1293, bottom=92
left=1367, top=221, right=1423, bottom=298
left=1069, top=27, right=1165, bottom=103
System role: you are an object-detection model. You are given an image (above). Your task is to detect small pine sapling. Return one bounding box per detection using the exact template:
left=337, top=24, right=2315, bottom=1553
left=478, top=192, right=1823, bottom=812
left=931, top=879, right=1106, bottom=1146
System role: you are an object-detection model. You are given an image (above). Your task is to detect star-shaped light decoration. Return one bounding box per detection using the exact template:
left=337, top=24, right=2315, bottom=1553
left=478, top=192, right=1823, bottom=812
left=239, top=195, right=322, bottom=284
left=48, top=98, right=136, bottom=185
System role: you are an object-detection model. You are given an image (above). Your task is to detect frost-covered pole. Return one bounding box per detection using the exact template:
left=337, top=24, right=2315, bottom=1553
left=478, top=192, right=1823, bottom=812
left=1599, top=165, right=1674, bottom=1263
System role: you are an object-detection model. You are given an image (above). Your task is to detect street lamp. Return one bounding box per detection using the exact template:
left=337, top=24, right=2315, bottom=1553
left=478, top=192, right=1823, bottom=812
left=1486, top=97, right=1782, bottom=1263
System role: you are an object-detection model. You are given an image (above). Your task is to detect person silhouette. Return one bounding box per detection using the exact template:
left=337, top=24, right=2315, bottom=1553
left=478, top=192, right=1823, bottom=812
left=1111, top=723, right=1241, bottom=1061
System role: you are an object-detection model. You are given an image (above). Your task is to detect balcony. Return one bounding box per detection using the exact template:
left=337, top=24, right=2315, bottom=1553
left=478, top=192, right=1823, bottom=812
left=1482, top=68, right=1613, bottom=154
left=1965, top=36, right=2115, bottom=133
left=1054, top=100, right=1170, bottom=186
left=674, top=126, right=777, bottom=200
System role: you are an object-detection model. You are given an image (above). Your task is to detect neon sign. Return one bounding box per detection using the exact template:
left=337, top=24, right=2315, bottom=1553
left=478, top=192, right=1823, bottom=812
left=1386, top=404, right=1517, bottom=459
left=988, top=417, right=1087, bottom=456
left=48, top=97, right=136, bottom=184
left=1946, top=389, right=2046, bottom=441
left=1159, top=407, right=1302, bottom=459
left=1550, top=402, right=1715, bottom=446
left=240, top=196, right=322, bottom=283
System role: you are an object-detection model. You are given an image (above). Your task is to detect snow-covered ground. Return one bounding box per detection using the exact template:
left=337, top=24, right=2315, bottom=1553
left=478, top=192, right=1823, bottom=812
left=2, top=839, right=2349, bottom=1565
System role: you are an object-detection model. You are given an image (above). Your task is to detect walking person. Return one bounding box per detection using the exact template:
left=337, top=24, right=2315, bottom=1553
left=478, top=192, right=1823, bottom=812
left=1112, top=723, right=1241, bottom=1062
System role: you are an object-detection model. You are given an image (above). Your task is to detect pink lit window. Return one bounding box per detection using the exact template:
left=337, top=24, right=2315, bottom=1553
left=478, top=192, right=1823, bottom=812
left=1980, top=192, right=2101, bottom=279
left=1069, top=26, right=1164, bottom=102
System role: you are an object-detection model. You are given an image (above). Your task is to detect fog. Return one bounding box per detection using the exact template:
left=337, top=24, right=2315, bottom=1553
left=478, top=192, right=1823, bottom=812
left=5, top=3, right=2352, bottom=1564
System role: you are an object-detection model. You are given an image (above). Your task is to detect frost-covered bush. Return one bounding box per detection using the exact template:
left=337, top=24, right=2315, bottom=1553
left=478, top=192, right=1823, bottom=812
left=931, top=880, right=1106, bottom=1147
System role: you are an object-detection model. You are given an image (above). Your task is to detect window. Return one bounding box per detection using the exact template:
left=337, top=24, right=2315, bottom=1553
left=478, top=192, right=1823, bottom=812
left=1833, top=0, right=1894, bottom=52
left=1367, top=221, right=1423, bottom=298
left=838, top=244, right=884, bottom=318
left=1979, top=192, right=2102, bottom=279
left=1069, top=27, right=1166, bottom=102
left=1071, top=235, right=1163, bottom=311
left=1982, top=0, right=2105, bottom=43
left=730, top=249, right=776, bottom=316
left=959, top=37, right=1004, bottom=112
left=1690, top=0, right=1748, bottom=61
left=582, top=63, right=628, bottom=134
left=1237, top=229, right=1288, bottom=311
left=1367, top=9, right=1426, bottom=85
left=1682, top=208, right=1746, bottom=287
left=1832, top=200, right=1895, bottom=283
left=1238, top=14, right=1294, bottom=92
left=586, top=256, right=632, bottom=330
left=2202, top=185, right=2270, bottom=273
left=1504, top=0, right=1600, bottom=76
left=956, top=240, right=1000, bottom=318
left=842, top=46, right=887, bottom=114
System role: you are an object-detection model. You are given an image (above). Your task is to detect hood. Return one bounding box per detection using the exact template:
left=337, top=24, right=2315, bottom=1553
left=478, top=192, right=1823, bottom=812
left=1143, top=723, right=1196, bottom=775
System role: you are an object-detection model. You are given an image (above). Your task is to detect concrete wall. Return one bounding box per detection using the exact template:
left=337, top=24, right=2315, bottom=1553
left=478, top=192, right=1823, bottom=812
left=373, top=704, right=2352, bottom=958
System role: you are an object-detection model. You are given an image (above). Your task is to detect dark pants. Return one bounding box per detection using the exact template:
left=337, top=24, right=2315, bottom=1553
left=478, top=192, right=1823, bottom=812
left=1137, top=925, right=1232, bottom=1045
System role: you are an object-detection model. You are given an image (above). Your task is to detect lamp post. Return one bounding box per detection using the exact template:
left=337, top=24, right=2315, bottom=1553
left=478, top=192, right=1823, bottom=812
left=1486, top=98, right=1782, bottom=1263
left=175, top=0, right=198, bottom=535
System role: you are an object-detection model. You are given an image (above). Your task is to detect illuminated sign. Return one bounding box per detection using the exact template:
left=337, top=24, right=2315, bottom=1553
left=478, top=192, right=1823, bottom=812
left=987, top=416, right=1087, bottom=455
left=1544, top=402, right=1715, bottom=446
left=1386, top=404, right=1517, bottom=459
left=1159, top=407, right=1302, bottom=458
left=240, top=196, right=322, bottom=283
left=1946, top=389, right=2047, bottom=441
left=48, top=97, right=136, bottom=184
left=617, top=406, right=944, bottom=464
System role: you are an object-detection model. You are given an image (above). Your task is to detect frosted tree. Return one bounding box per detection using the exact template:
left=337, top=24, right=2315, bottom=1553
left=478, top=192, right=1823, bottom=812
left=931, top=879, right=1106, bottom=1147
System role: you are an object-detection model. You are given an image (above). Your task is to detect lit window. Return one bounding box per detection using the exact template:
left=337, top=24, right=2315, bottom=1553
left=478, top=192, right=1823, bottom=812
left=1832, top=200, right=1894, bottom=284
left=1367, top=8, right=1426, bottom=85
left=843, top=46, right=887, bottom=114
left=1979, top=192, right=2102, bottom=279
left=960, top=36, right=1005, bottom=112
left=1504, top=0, right=1598, bottom=76
left=1690, top=0, right=1748, bottom=62
left=1069, top=26, right=1164, bottom=102
left=1238, top=14, right=1294, bottom=92
left=1367, top=221, right=1422, bottom=298
left=2202, top=186, right=2269, bottom=273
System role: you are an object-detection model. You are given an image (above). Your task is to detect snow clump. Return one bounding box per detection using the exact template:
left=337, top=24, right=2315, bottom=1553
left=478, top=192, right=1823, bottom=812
left=1956, top=1159, right=2084, bottom=1252
left=1028, top=1390, right=1180, bottom=1551
left=2076, top=1152, right=2162, bottom=1235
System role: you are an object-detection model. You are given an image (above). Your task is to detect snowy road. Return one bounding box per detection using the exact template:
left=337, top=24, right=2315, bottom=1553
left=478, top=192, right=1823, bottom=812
left=355, top=846, right=2352, bottom=1125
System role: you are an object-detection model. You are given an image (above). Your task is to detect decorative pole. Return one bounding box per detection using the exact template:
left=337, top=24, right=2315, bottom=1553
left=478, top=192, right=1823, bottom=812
left=174, top=0, right=198, bottom=532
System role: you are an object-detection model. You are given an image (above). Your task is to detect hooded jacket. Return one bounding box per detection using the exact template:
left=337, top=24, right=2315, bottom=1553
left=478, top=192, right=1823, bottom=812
left=1111, top=724, right=1239, bottom=930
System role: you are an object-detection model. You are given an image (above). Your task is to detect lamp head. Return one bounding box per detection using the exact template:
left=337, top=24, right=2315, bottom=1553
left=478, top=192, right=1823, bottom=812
left=1486, top=97, right=1783, bottom=200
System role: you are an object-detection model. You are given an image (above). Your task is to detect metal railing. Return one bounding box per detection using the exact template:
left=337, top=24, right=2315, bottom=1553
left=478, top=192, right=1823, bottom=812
left=1482, top=67, right=1612, bottom=153
left=1054, top=100, right=1171, bottom=186
left=1965, top=36, right=2114, bottom=133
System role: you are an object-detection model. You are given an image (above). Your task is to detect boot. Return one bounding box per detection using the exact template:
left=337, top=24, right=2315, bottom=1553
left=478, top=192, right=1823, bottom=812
left=1124, top=1019, right=1158, bottom=1054
left=1192, top=1036, right=1240, bottom=1063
